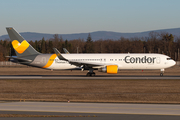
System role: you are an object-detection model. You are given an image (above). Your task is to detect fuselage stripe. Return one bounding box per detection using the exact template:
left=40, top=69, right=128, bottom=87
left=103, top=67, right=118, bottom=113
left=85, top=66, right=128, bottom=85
left=42, top=54, right=57, bottom=68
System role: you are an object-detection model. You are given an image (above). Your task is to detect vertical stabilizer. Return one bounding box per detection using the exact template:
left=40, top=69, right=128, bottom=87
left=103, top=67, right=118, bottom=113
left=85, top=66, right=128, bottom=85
left=6, top=27, right=40, bottom=57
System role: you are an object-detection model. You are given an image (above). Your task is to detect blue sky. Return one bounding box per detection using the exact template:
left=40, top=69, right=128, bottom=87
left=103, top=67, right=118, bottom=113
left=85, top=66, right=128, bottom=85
left=0, top=0, right=180, bottom=36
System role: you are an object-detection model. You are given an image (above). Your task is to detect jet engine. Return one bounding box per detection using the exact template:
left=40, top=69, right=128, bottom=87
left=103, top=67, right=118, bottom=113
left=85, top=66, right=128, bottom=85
left=98, top=65, right=118, bottom=74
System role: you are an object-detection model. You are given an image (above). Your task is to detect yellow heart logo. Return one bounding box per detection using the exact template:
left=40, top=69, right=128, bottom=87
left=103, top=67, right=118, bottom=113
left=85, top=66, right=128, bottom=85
left=12, top=40, right=29, bottom=54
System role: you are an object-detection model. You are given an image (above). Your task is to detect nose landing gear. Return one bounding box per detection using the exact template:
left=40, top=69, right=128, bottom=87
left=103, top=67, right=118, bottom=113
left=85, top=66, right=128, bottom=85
left=160, top=69, right=164, bottom=77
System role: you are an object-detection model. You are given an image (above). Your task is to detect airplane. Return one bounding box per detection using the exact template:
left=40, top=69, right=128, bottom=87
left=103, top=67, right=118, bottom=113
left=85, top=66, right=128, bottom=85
left=6, top=27, right=176, bottom=76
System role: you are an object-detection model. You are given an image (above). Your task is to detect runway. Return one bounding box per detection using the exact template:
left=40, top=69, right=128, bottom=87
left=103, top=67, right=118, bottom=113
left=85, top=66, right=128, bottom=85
left=0, top=102, right=180, bottom=120
left=1, top=102, right=180, bottom=115
left=0, top=75, right=180, bottom=79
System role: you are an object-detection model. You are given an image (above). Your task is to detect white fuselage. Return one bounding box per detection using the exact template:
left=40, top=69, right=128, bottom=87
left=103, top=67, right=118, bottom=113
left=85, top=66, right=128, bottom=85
left=47, top=53, right=176, bottom=70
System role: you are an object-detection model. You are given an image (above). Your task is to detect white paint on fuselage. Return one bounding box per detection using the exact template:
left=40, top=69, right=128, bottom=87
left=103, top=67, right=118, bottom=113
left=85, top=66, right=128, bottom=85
left=48, top=53, right=176, bottom=70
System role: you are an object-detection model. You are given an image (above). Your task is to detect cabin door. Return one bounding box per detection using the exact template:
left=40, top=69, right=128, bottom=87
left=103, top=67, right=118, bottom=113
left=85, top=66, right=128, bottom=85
left=156, top=57, right=160, bottom=64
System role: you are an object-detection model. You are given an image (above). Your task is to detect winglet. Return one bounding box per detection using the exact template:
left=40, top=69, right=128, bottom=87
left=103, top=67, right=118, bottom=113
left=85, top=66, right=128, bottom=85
left=53, top=48, right=68, bottom=61
left=63, top=48, right=70, bottom=54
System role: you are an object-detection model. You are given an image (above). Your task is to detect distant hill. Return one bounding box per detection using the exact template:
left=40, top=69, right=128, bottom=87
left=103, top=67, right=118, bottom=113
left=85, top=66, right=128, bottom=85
left=1, top=28, right=180, bottom=41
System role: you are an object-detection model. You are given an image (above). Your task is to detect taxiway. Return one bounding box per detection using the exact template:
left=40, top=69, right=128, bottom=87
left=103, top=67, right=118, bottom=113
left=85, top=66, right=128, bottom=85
left=0, top=102, right=180, bottom=116
left=0, top=75, right=180, bottom=79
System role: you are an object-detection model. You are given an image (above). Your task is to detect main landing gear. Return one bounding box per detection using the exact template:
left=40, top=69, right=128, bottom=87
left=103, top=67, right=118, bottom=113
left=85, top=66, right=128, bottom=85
left=86, top=68, right=96, bottom=76
left=86, top=72, right=95, bottom=76
left=160, top=69, right=164, bottom=77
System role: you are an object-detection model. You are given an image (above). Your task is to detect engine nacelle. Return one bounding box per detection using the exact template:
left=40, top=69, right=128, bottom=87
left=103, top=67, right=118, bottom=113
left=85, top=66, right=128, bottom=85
left=98, top=65, right=118, bottom=74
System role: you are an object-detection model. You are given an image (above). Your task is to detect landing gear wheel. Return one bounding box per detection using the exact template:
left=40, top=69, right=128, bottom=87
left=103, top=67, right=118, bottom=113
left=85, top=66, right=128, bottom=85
left=92, top=72, right=95, bottom=76
left=86, top=72, right=90, bottom=76
left=160, top=73, right=163, bottom=77
left=160, top=69, right=164, bottom=77
left=86, top=72, right=96, bottom=77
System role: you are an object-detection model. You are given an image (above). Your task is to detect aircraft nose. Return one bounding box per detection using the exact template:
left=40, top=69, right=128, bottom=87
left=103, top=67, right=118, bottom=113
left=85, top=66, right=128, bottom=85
left=172, top=60, right=176, bottom=66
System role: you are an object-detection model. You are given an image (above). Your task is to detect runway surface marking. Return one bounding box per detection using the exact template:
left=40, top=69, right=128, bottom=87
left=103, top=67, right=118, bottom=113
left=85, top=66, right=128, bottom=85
left=0, top=75, right=180, bottom=79
left=0, top=102, right=180, bottom=116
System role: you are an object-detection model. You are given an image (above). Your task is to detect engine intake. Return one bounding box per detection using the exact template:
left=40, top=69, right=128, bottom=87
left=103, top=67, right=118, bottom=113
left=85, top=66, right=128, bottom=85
left=98, top=65, right=118, bottom=74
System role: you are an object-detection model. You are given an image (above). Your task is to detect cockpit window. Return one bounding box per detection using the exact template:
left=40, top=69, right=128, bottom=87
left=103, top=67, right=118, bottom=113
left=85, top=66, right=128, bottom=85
left=167, top=58, right=172, bottom=60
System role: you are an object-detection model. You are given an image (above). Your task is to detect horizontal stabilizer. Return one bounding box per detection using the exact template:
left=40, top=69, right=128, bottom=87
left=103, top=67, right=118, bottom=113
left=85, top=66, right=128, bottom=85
left=6, top=56, right=32, bottom=63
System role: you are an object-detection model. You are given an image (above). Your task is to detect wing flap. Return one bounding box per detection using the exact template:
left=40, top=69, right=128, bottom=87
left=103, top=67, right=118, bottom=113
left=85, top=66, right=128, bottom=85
left=69, top=61, right=105, bottom=68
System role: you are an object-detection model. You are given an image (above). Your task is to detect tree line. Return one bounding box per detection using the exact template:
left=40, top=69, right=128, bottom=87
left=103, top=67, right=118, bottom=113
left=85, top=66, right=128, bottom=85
left=0, top=31, right=180, bottom=61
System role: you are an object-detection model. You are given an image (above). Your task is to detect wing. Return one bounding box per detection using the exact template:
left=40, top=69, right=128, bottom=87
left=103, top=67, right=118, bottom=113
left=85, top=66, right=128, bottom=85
left=69, top=61, right=105, bottom=68
left=53, top=48, right=105, bottom=68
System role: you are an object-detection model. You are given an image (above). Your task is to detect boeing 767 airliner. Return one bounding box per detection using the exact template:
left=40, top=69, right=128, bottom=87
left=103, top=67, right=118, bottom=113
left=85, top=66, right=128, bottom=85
left=6, top=27, right=176, bottom=76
